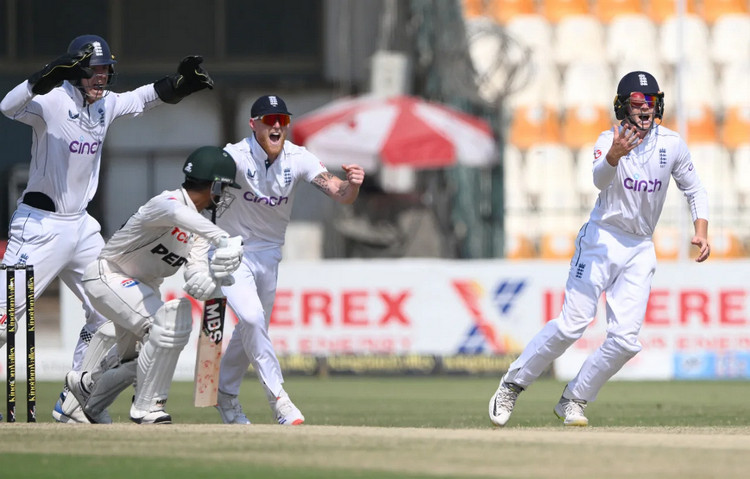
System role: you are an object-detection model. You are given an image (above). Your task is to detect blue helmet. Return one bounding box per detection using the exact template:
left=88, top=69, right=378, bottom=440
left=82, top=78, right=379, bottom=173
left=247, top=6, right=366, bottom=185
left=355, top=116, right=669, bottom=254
left=67, top=34, right=117, bottom=85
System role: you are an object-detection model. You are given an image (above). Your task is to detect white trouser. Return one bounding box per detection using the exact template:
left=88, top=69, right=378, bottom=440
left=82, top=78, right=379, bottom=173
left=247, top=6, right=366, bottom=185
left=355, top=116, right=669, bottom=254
left=82, top=259, right=162, bottom=361
left=218, top=247, right=284, bottom=400
left=505, top=222, right=656, bottom=401
left=0, top=204, right=107, bottom=370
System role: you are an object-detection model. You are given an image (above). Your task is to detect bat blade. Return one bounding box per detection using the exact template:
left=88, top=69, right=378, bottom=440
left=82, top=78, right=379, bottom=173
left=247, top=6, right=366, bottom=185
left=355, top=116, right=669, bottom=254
left=193, top=295, right=226, bottom=407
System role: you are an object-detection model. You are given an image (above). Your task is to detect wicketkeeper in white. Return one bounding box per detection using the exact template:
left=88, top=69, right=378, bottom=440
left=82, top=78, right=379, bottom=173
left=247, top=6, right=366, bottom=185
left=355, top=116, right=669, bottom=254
left=64, top=146, right=243, bottom=424
left=213, top=94, right=365, bottom=425
left=0, top=34, right=215, bottom=422
left=489, top=71, right=711, bottom=427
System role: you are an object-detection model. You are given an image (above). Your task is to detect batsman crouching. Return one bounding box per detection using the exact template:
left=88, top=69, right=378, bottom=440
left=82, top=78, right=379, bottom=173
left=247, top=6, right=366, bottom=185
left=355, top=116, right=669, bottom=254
left=62, top=146, right=243, bottom=424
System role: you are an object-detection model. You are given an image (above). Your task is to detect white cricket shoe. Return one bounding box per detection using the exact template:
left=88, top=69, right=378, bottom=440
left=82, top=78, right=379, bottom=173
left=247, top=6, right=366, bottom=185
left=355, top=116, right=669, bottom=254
left=554, top=396, right=589, bottom=427
left=130, top=404, right=172, bottom=424
left=488, top=377, right=524, bottom=427
left=274, top=395, right=304, bottom=425
left=59, top=374, right=113, bottom=424
left=215, top=391, right=251, bottom=425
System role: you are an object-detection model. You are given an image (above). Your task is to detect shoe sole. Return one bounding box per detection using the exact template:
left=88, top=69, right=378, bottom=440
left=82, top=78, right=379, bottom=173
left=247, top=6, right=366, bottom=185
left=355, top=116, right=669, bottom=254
left=130, top=415, right=172, bottom=425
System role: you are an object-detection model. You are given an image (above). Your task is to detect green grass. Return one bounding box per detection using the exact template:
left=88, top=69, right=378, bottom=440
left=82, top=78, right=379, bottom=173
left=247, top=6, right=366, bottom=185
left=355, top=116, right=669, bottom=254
left=6, top=376, right=750, bottom=427
left=3, top=377, right=750, bottom=479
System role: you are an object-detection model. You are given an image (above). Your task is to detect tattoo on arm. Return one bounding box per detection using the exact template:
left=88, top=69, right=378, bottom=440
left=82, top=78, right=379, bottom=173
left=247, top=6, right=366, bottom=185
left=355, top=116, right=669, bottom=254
left=312, top=171, right=349, bottom=198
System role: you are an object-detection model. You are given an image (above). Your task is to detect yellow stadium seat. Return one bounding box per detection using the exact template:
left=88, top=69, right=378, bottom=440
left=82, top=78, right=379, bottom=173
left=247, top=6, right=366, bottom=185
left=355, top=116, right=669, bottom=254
left=462, top=0, right=485, bottom=19
left=561, top=106, right=612, bottom=150
left=647, top=0, right=698, bottom=23
left=489, top=0, right=538, bottom=24
left=662, top=105, right=718, bottom=144
left=702, top=0, right=748, bottom=25
left=539, top=230, right=578, bottom=260
left=509, top=105, right=562, bottom=150
left=594, top=0, right=644, bottom=23
left=700, top=229, right=747, bottom=259
left=540, top=0, right=591, bottom=23
left=721, top=106, right=750, bottom=151
left=506, top=233, right=538, bottom=259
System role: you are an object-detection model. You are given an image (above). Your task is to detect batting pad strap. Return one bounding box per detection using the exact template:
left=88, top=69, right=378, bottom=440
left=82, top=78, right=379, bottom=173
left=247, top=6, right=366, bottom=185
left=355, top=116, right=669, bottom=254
left=133, top=299, right=192, bottom=412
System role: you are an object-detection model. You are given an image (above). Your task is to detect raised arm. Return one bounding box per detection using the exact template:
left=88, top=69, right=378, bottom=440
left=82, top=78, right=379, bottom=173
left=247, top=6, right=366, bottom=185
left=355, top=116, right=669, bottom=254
left=311, top=164, right=365, bottom=205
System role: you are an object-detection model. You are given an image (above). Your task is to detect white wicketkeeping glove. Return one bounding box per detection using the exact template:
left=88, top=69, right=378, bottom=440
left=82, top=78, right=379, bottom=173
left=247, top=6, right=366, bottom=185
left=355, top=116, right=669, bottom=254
left=210, top=236, right=243, bottom=278
left=183, top=270, right=217, bottom=301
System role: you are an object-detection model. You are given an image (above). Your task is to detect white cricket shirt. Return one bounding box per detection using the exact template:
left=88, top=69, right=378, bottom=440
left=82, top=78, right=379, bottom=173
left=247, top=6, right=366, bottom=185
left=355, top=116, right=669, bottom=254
left=219, top=135, right=327, bottom=250
left=589, top=124, right=709, bottom=237
left=99, top=188, right=228, bottom=286
left=0, top=80, right=162, bottom=214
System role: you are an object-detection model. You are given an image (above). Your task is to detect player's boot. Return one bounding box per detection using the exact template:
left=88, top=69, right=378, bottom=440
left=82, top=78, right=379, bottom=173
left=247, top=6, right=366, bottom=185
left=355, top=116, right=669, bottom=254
left=129, top=398, right=172, bottom=425
left=215, top=390, right=251, bottom=424
left=52, top=386, right=90, bottom=423
left=274, top=394, right=304, bottom=425
left=554, top=395, right=589, bottom=427
left=62, top=371, right=112, bottom=424
left=489, top=376, right=524, bottom=427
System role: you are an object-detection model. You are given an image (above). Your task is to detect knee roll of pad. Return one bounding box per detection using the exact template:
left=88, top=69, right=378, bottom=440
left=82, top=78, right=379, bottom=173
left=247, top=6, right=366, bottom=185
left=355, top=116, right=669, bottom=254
left=150, top=298, right=192, bottom=349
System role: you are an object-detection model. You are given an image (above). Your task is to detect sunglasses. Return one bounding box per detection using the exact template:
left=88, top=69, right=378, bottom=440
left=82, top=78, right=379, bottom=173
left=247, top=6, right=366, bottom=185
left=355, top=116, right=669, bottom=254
left=628, top=92, right=659, bottom=108
left=254, top=114, right=291, bottom=127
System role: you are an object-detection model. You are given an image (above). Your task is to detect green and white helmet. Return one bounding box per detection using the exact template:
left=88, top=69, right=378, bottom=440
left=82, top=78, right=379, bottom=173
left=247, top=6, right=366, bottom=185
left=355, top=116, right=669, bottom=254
left=183, top=146, right=240, bottom=188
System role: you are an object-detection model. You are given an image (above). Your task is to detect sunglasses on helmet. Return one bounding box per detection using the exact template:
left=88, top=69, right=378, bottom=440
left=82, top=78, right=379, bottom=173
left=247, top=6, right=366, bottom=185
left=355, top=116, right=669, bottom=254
left=254, top=114, right=291, bottom=127
left=628, top=92, right=659, bottom=108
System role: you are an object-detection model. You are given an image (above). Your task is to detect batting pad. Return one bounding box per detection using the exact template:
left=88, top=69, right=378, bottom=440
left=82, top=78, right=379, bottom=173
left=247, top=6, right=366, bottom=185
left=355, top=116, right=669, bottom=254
left=133, top=299, right=192, bottom=412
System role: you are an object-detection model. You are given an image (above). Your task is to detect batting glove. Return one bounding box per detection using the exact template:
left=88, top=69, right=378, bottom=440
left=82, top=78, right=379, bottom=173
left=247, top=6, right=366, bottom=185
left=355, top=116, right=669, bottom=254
left=28, top=45, right=95, bottom=95
left=183, top=270, right=217, bottom=301
left=210, top=236, right=243, bottom=278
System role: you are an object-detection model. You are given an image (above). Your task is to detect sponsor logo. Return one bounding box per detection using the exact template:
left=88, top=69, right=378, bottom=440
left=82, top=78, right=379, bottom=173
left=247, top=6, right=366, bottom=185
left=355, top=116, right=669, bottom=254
left=150, top=243, right=188, bottom=267
left=69, top=137, right=102, bottom=155
left=121, top=278, right=139, bottom=288
left=171, top=226, right=190, bottom=244
left=594, top=149, right=602, bottom=159
left=68, top=110, right=80, bottom=120
left=624, top=175, right=662, bottom=193
left=243, top=191, right=289, bottom=206
left=246, top=168, right=256, bottom=179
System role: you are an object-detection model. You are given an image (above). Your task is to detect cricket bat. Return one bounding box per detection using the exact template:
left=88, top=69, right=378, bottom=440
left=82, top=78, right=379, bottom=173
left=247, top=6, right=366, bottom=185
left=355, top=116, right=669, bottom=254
left=193, top=287, right=227, bottom=407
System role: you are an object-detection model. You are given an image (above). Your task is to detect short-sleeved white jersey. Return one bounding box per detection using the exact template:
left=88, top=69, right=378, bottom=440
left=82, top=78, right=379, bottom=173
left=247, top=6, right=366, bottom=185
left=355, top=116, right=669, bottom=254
left=219, top=135, right=327, bottom=250
left=99, top=188, right=228, bottom=287
left=0, top=80, right=162, bottom=214
left=588, top=124, right=709, bottom=236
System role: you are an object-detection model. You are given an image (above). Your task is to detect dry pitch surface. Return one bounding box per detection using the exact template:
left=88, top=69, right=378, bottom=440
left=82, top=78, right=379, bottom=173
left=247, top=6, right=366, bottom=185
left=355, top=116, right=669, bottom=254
left=4, top=424, right=750, bottom=478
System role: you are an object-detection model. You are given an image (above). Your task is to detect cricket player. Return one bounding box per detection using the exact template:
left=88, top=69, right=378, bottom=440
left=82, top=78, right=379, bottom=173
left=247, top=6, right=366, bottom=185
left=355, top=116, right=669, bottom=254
left=213, top=95, right=365, bottom=425
left=489, top=71, right=711, bottom=427
left=64, top=146, right=244, bottom=424
left=0, top=34, right=214, bottom=422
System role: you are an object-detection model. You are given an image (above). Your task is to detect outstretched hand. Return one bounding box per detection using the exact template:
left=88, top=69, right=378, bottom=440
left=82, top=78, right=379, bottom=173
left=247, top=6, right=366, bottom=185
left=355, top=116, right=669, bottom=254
left=177, top=55, right=214, bottom=91
left=608, top=122, right=643, bottom=164
left=691, top=235, right=711, bottom=262
left=28, top=44, right=95, bottom=95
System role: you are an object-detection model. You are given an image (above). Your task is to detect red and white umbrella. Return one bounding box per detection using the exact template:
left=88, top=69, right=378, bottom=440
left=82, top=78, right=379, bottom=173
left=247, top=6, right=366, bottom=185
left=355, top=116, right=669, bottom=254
left=291, top=94, right=498, bottom=171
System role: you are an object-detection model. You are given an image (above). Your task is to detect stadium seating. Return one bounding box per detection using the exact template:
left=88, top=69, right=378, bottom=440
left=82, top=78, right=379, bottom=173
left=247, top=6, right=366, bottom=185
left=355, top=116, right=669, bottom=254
left=509, top=105, right=562, bottom=150
left=594, top=0, right=644, bottom=23
left=702, top=0, right=749, bottom=25
left=540, top=0, right=591, bottom=23
left=488, top=0, right=538, bottom=24
left=554, top=14, right=607, bottom=66
left=561, top=105, right=611, bottom=150
left=647, top=0, right=699, bottom=24
left=710, top=14, right=750, bottom=66
left=462, top=1, right=750, bottom=258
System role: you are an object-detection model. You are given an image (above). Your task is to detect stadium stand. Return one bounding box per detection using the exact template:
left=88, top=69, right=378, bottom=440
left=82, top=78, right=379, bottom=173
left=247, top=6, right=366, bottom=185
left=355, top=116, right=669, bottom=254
left=461, top=0, right=750, bottom=258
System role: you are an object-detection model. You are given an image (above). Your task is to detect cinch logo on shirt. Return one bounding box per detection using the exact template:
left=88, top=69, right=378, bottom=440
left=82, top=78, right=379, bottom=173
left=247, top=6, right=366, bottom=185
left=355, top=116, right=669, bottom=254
left=243, top=191, right=289, bottom=206
left=624, top=177, right=663, bottom=193
left=69, top=138, right=102, bottom=154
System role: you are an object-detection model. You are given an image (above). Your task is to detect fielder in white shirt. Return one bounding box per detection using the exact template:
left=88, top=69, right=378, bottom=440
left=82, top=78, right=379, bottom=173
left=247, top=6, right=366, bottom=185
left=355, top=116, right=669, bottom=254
left=489, top=71, right=711, bottom=427
left=214, top=95, right=365, bottom=425
left=63, top=146, right=243, bottom=424
left=0, top=34, right=215, bottom=422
